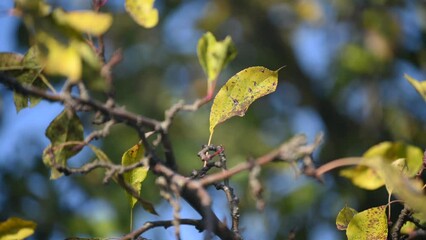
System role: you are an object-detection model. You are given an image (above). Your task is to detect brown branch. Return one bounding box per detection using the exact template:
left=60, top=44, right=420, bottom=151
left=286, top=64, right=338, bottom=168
left=215, top=183, right=240, bottom=236
left=0, top=73, right=160, bottom=129
left=152, top=163, right=239, bottom=240
left=120, top=218, right=204, bottom=240
left=391, top=205, right=411, bottom=240
left=314, top=157, right=363, bottom=177
left=199, top=135, right=317, bottom=186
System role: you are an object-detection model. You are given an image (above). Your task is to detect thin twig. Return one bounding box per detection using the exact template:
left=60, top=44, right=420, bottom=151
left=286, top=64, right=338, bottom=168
left=0, top=73, right=160, bottom=129
left=314, top=157, right=363, bottom=177
left=215, top=183, right=240, bottom=236
left=200, top=135, right=320, bottom=186
left=120, top=219, right=204, bottom=240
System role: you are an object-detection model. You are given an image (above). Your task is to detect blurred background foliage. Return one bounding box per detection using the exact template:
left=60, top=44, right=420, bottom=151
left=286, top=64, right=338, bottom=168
left=1, top=0, right=426, bottom=239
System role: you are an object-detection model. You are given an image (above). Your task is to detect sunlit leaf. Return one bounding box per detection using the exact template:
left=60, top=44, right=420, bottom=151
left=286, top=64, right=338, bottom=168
left=354, top=156, right=426, bottom=219
left=16, top=5, right=104, bottom=82
left=363, top=141, right=423, bottom=177
left=125, top=0, right=158, bottom=28
left=209, top=66, right=281, bottom=144
left=378, top=161, right=426, bottom=219
left=336, top=206, right=358, bottom=230
left=121, top=142, right=149, bottom=209
left=340, top=141, right=423, bottom=190
left=89, top=144, right=156, bottom=215
left=43, top=109, right=84, bottom=179
left=197, top=32, right=237, bottom=82
left=36, top=32, right=81, bottom=82
left=340, top=164, right=384, bottom=190
left=53, top=9, right=113, bottom=35
left=346, top=206, right=387, bottom=240
left=0, top=217, right=36, bottom=240
left=401, top=221, right=416, bottom=235
left=405, top=74, right=426, bottom=102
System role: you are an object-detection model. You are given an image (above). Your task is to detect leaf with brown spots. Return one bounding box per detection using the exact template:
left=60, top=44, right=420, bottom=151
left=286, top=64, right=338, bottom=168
left=346, top=205, right=388, bottom=240
left=42, top=108, right=84, bottom=179
left=209, top=66, right=282, bottom=144
left=336, top=206, right=357, bottom=230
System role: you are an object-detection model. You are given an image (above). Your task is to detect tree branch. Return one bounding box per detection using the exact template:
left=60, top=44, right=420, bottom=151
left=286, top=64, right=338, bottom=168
left=199, top=135, right=319, bottom=186
left=0, top=73, right=160, bottom=129
left=120, top=218, right=204, bottom=240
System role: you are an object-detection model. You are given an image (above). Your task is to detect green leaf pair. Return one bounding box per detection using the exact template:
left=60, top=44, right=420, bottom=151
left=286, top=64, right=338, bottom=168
left=0, top=46, right=50, bottom=112
left=336, top=205, right=388, bottom=239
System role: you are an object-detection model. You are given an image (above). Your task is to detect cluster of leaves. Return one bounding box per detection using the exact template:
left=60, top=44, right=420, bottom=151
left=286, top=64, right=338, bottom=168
left=332, top=76, right=426, bottom=239
left=0, top=0, right=282, bottom=238
left=1, top=0, right=426, bottom=239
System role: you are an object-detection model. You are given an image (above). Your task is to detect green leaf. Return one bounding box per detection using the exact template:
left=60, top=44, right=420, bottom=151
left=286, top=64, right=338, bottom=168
left=0, top=53, right=24, bottom=71
left=336, top=206, right=358, bottom=230
left=346, top=206, right=388, bottom=240
left=125, top=0, right=158, bottom=28
left=121, top=142, right=149, bottom=209
left=405, top=74, right=426, bottom=102
left=197, top=32, right=237, bottom=82
left=14, top=0, right=51, bottom=16
left=0, top=217, right=36, bottom=240
left=340, top=141, right=423, bottom=190
left=22, top=45, right=42, bottom=69
left=53, top=9, right=113, bottom=35
left=401, top=221, right=416, bottom=235
left=0, top=47, right=48, bottom=112
left=209, top=66, right=281, bottom=144
left=43, top=109, right=84, bottom=179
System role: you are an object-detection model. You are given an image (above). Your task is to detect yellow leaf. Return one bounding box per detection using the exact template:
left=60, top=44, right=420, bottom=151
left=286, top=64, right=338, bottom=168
left=53, top=9, right=113, bottom=35
left=363, top=141, right=423, bottom=177
left=340, top=164, right=384, bottom=190
left=346, top=206, right=387, bottom=240
left=37, top=32, right=81, bottom=82
left=379, top=161, right=426, bottom=219
left=357, top=157, right=426, bottom=219
left=125, top=0, right=158, bottom=28
left=340, top=142, right=423, bottom=190
left=0, top=217, right=36, bottom=240
left=121, top=142, right=149, bottom=209
left=197, top=32, right=237, bottom=82
left=209, top=66, right=281, bottom=144
left=401, top=221, right=416, bottom=235
left=405, top=74, right=426, bottom=102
